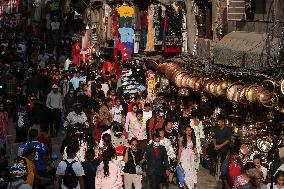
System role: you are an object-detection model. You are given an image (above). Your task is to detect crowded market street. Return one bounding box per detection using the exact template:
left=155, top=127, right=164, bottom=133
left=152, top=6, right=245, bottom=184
left=0, top=0, right=283, bottom=189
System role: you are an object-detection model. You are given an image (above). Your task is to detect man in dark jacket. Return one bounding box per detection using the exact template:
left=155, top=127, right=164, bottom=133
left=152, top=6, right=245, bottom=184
left=144, top=133, right=170, bottom=189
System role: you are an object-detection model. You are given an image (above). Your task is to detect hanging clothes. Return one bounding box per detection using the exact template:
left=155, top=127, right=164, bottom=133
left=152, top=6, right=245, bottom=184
left=145, top=4, right=155, bottom=52
left=164, top=2, right=183, bottom=53
left=153, top=4, right=165, bottom=51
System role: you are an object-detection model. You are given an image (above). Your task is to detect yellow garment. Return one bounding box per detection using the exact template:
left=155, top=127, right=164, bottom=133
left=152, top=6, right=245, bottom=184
left=116, top=5, right=134, bottom=17
left=145, top=4, right=155, bottom=52
left=21, top=157, right=35, bottom=186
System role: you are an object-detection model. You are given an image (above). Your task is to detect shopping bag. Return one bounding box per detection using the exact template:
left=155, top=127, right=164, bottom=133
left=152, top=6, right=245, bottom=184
left=176, top=164, right=185, bottom=185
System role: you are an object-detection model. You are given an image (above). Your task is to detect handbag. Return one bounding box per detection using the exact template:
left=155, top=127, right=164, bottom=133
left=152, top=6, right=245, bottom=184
left=176, top=164, right=185, bottom=185
left=130, top=150, right=144, bottom=175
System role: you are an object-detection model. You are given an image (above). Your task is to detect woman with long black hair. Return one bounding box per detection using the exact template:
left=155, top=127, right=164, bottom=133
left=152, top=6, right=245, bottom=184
left=177, top=125, right=198, bottom=189
left=95, top=147, right=123, bottom=189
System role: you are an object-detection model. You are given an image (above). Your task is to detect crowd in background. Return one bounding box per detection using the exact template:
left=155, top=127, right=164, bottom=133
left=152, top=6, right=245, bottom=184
left=0, top=31, right=283, bottom=189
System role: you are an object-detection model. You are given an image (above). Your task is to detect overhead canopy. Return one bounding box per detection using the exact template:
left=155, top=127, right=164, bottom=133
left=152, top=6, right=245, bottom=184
left=214, top=31, right=281, bottom=71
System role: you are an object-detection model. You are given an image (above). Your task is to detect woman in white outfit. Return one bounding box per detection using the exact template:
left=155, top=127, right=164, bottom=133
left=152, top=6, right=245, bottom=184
left=190, top=110, right=205, bottom=170
left=178, top=125, right=198, bottom=189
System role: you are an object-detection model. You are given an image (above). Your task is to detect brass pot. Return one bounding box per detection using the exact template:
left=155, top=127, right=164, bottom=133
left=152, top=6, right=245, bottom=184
left=227, top=82, right=245, bottom=103
left=245, top=85, right=259, bottom=102
left=216, top=80, right=231, bottom=96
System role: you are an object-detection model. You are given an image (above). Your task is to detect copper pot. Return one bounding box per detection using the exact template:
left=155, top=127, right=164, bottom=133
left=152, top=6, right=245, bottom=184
left=262, top=80, right=276, bottom=92
left=175, top=72, right=189, bottom=88
left=245, top=85, right=259, bottom=102
left=209, top=80, right=219, bottom=96
left=188, top=77, right=200, bottom=89
left=204, top=79, right=215, bottom=93
left=167, top=68, right=182, bottom=80
left=181, top=74, right=190, bottom=88
left=259, top=92, right=278, bottom=108
left=157, top=63, right=169, bottom=73
left=237, top=85, right=250, bottom=105
left=194, top=77, right=202, bottom=91
left=227, top=82, right=245, bottom=103
left=164, top=66, right=180, bottom=78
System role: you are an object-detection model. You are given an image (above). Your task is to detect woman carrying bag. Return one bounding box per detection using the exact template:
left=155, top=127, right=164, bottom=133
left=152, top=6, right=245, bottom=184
left=123, top=138, right=145, bottom=189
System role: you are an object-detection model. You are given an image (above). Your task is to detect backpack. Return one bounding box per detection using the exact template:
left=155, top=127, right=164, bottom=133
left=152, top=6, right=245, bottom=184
left=63, top=160, right=78, bottom=189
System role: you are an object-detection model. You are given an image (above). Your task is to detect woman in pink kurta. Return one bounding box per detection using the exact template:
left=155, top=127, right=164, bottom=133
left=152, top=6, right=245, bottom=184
left=95, top=147, right=123, bottom=189
left=124, top=103, right=138, bottom=138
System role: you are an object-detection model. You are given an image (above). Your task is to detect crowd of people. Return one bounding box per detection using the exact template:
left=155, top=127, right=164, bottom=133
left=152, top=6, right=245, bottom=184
left=0, top=33, right=283, bottom=189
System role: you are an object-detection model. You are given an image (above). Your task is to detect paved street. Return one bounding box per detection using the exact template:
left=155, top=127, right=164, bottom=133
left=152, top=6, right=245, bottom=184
left=7, top=121, right=221, bottom=189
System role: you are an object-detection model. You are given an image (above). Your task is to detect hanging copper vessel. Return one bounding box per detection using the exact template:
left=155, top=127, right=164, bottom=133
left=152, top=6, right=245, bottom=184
left=262, top=80, right=276, bottom=93
left=194, top=77, right=202, bottom=91
left=216, top=80, right=231, bottom=96
left=237, top=85, right=250, bottom=105
left=175, top=72, right=189, bottom=88
left=181, top=74, right=190, bottom=88
left=209, top=80, right=219, bottom=96
left=227, top=82, right=245, bottom=103
left=204, top=79, right=215, bottom=93
left=259, top=92, right=278, bottom=108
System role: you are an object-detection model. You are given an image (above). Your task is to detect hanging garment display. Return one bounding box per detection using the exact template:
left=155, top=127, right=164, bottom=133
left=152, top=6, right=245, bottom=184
left=145, top=4, right=155, bottom=52
left=140, top=11, right=148, bottom=49
left=72, top=42, right=81, bottom=65
left=164, top=2, right=183, bottom=53
left=116, top=4, right=135, bottom=59
left=153, top=4, right=166, bottom=51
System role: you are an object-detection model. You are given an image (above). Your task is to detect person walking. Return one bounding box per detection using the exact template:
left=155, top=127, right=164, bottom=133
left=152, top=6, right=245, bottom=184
left=178, top=125, right=198, bottom=189
left=190, top=109, right=205, bottom=170
left=123, top=138, right=145, bottom=189
left=56, top=143, right=85, bottom=189
left=82, top=149, right=100, bottom=189
left=144, top=133, right=170, bottom=189
left=128, top=110, right=147, bottom=151
left=7, top=162, right=32, bottom=189
left=95, top=147, right=123, bottom=189
left=46, top=84, right=63, bottom=136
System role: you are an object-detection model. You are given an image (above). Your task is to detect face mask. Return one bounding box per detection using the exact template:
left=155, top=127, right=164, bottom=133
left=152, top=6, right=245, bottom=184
left=153, top=141, right=160, bottom=146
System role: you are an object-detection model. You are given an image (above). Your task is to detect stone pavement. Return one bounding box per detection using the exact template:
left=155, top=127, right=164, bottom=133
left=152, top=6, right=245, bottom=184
left=7, top=121, right=222, bottom=189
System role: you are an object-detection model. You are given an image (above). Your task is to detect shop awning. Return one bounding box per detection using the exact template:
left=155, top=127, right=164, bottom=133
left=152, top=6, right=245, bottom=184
left=214, top=31, right=281, bottom=71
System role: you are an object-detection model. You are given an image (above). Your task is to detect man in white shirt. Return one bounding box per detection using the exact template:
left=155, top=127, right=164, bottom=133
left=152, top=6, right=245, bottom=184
left=111, top=98, right=124, bottom=123
left=143, top=103, right=152, bottom=122
left=46, top=84, right=63, bottom=136
left=56, top=144, right=85, bottom=189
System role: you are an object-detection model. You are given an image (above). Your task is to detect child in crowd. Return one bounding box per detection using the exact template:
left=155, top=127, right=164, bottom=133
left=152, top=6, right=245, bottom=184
left=253, top=154, right=268, bottom=182
left=266, top=170, right=284, bottom=189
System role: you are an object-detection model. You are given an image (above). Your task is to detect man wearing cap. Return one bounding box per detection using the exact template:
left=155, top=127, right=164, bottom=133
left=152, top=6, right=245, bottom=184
left=209, top=114, right=232, bottom=176
left=46, top=84, right=63, bottom=136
